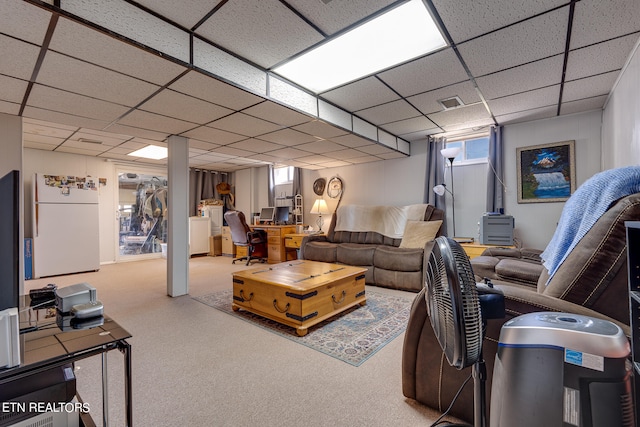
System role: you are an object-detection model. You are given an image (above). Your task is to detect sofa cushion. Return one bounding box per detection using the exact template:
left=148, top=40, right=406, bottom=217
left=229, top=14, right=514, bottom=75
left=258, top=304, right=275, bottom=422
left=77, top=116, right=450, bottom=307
left=302, top=241, right=338, bottom=263
left=399, top=220, right=442, bottom=248
left=336, top=243, right=377, bottom=266
left=374, top=268, right=422, bottom=292
left=374, top=245, right=423, bottom=272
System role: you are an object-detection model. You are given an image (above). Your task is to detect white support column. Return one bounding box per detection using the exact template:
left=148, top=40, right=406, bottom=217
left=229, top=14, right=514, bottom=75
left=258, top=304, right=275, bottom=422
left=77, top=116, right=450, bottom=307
left=167, top=135, right=189, bottom=297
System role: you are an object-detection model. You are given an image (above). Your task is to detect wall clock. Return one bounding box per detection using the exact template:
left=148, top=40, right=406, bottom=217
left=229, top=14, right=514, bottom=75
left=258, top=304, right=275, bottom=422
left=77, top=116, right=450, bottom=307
left=313, top=178, right=326, bottom=196
left=327, top=176, right=343, bottom=199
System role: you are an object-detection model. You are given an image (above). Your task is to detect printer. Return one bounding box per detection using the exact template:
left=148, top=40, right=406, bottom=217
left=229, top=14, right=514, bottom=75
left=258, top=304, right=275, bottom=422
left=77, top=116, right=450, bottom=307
left=480, top=213, right=514, bottom=245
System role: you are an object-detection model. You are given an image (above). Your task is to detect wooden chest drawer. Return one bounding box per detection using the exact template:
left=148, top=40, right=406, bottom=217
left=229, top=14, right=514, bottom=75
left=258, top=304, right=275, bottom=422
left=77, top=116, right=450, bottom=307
left=267, top=228, right=282, bottom=238
left=284, top=234, right=305, bottom=249
left=267, top=236, right=281, bottom=245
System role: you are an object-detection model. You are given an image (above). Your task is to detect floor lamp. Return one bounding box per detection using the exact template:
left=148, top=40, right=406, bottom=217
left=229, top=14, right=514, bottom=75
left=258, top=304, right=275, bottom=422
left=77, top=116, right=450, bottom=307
left=439, top=146, right=461, bottom=237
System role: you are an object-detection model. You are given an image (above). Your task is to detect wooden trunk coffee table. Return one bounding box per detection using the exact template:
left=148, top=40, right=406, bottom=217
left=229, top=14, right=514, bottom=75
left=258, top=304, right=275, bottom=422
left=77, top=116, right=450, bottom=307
left=231, top=260, right=367, bottom=336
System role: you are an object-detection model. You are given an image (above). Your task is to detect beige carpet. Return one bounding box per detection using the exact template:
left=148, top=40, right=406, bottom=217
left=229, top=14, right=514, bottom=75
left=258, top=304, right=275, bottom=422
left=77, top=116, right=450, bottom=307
left=25, top=256, right=462, bottom=426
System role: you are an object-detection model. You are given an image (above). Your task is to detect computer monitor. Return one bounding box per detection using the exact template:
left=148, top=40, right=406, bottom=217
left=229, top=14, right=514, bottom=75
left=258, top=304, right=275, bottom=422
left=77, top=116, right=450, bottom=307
left=274, top=206, right=289, bottom=225
left=259, top=207, right=275, bottom=223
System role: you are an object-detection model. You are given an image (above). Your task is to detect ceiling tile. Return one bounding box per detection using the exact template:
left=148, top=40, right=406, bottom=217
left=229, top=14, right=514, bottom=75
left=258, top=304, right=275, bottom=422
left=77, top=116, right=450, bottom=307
left=356, top=100, right=420, bottom=125
left=23, top=141, right=55, bottom=151
left=138, top=88, right=233, bottom=125
left=427, top=103, right=491, bottom=127
left=296, top=140, right=345, bottom=154
left=330, top=133, right=373, bottom=148
left=285, top=0, right=398, bottom=36
left=407, top=81, right=479, bottom=115
left=37, top=51, right=160, bottom=107
left=0, top=35, right=41, bottom=80
left=257, top=128, right=318, bottom=146
left=432, top=0, right=566, bottom=43
left=227, top=138, right=285, bottom=153
left=570, top=0, right=640, bottom=50
left=349, top=155, right=383, bottom=164
left=378, top=48, right=469, bottom=97
left=381, top=116, right=441, bottom=136
left=71, top=130, right=130, bottom=147
left=266, top=147, right=312, bottom=160
left=358, top=144, right=395, bottom=155
left=323, top=148, right=368, bottom=160
left=1, top=0, right=52, bottom=45
left=134, top=0, right=223, bottom=29
left=561, top=95, right=608, bottom=115
left=209, top=112, right=283, bottom=137
left=101, top=124, right=169, bottom=141
left=169, top=70, right=264, bottom=111
left=0, top=101, right=20, bottom=115
left=27, top=84, right=129, bottom=121
left=292, top=120, right=348, bottom=139
left=565, top=34, right=639, bottom=81
left=117, top=109, right=196, bottom=134
left=23, top=133, right=65, bottom=146
left=196, top=0, right=324, bottom=68
left=458, top=8, right=568, bottom=76
left=562, top=71, right=619, bottom=102
left=0, top=75, right=28, bottom=103
left=488, top=85, right=560, bottom=116
left=475, top=54, right=564, bottom=100
left=181, top=126, right=246, bottom=145
left=187, top=139, right=221, bottom=151
left=56, top=145, right=105, bottom=156
left=213, top=146, right=255, bottom=158
left=322, top=77, right=400, bottom=112
left=495, top=105, right=557, bottom=125
left=60, top=139, right=109, bottom=152
left=49, top=17, right=187, bottom=85
left=242, top=101, right=313, bottom=127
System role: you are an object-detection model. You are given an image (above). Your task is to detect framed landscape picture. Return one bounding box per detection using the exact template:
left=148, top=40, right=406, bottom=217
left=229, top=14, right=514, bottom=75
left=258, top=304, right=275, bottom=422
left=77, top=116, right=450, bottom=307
left=517, top=140, right=576, bottom=203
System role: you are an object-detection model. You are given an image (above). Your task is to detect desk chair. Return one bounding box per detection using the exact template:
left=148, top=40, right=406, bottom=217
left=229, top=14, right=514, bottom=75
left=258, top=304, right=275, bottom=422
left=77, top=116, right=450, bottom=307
left=224, top=210, right=267, bottom=265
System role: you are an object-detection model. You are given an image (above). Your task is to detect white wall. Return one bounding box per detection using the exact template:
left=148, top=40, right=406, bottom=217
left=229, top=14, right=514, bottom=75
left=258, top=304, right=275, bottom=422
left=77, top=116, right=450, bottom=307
left=501, top=110, right=603, bottom=249
left=602, top=38, right=640, bottom=169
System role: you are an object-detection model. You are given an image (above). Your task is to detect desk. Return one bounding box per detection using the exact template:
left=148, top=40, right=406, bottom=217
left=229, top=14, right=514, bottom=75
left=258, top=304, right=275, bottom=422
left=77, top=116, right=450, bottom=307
left=251, top=225, right=297, bottom=263
left=1, top=299, right=132, bottom=426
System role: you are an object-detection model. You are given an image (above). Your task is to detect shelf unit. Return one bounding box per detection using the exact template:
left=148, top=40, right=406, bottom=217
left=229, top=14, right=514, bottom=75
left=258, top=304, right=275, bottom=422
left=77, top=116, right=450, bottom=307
left=294, top=194, right=303, bottom=224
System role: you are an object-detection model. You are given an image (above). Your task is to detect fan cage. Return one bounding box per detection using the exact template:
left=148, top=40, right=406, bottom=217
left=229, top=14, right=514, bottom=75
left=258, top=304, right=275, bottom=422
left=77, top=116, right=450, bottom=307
left=425, top=237, right=482, bottom=369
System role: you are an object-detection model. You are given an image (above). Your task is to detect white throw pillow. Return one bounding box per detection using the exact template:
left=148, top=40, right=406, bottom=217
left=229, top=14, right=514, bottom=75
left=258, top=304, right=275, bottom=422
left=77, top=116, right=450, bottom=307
left=399, top=220, right=443, bottom=248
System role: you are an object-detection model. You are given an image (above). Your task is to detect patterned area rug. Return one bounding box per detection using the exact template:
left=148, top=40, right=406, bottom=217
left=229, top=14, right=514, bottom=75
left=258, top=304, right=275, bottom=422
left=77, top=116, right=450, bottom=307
left=193, top=289, right=413, bottom=366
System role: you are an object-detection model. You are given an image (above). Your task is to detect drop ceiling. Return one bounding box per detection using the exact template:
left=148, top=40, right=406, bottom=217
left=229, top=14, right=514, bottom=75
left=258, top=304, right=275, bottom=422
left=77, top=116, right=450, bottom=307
left=1, top=0, right=638, bottom=172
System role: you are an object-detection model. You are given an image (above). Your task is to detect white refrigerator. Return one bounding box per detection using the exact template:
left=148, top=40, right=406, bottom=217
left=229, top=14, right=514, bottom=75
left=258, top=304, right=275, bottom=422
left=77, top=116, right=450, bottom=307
left=32, top=173, right=100, bottom=278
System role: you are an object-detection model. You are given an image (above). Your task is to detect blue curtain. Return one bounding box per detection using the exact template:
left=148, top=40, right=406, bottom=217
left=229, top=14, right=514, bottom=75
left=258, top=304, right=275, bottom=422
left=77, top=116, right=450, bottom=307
left=486, top=126, right=505, bottom=213
left=425, top=136, right=448, bottom=235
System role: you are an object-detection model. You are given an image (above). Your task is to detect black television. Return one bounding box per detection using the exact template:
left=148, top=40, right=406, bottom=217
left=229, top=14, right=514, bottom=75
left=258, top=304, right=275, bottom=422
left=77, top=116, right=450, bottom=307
left=0, top=170, right=20, bottom=311
left=275, top=206, right=289, bottom=225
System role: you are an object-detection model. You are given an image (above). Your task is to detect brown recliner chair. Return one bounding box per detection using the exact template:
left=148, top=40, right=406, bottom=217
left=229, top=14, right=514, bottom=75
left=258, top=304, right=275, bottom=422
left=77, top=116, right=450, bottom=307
left=224, top=210, right=268, bottom=265
left=402, top=191, right=640, bottom=424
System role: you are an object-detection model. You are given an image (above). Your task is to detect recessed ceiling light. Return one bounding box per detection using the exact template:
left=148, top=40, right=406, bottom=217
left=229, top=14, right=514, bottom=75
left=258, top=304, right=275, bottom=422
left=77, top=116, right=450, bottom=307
left=273, top=0, right=447, bottom=93
left=127, top=145, right=168, bottom=160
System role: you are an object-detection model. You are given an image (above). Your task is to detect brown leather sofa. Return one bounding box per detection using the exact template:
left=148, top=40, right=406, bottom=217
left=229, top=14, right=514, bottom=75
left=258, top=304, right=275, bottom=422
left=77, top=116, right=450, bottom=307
left=300, top=204, right=444, bottom=292
left=402, top=192, right=640, bottom=423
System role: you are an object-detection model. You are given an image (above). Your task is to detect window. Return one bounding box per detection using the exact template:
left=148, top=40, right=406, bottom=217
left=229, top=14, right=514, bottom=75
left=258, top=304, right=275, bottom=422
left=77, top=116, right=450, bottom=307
left=274, top=166, right=294, bottom=185
left=446, top=136, right=490, bottom=165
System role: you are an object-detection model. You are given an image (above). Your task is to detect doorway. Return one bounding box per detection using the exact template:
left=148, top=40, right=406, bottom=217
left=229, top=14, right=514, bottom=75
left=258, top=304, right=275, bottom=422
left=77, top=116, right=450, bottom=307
left=117, top=169, right=168, bottom=261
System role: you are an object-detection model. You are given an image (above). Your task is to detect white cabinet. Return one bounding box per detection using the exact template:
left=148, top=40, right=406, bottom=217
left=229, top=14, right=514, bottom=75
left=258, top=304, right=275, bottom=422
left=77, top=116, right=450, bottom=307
left=201, top=205, right=223, bottom=235
left=189, top=217, right=211, bottom=256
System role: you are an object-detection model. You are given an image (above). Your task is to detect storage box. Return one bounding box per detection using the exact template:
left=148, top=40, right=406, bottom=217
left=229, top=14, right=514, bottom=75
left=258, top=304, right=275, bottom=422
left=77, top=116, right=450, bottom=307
left=221, top=226, right=236, bottom=256
left=209, top=235, right=222, bottom=256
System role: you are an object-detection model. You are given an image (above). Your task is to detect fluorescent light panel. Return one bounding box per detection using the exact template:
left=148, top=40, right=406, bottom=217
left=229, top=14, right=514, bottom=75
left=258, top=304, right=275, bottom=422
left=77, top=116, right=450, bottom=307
left=127, top=145, right=168, bottom=160
left=273, top=0, right=447, bottom=93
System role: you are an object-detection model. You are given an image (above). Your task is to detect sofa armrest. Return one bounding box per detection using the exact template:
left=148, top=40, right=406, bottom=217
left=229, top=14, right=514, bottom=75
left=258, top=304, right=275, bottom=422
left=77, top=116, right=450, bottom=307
left=298, top=233, right=328, bottom=260
left=402, top=282, right=628, bottom=424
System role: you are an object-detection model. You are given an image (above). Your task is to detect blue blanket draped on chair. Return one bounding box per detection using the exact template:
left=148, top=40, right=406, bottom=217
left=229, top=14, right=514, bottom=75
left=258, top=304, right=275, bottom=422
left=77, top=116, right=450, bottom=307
left=541, top=166, right=640, bottom=284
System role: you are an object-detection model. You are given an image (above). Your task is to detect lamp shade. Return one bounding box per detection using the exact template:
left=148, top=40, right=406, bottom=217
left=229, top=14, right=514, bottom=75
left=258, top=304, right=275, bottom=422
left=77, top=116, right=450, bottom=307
left=433, top=185, right=446, bottom=196
left=440, top=146, right=461, bottom=160
left=310, top=198, right=330, bottom=215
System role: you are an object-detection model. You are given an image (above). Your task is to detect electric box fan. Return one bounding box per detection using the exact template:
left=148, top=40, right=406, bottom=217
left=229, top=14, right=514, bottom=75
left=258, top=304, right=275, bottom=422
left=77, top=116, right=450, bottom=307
left=425, top=236, right=504, bottom=427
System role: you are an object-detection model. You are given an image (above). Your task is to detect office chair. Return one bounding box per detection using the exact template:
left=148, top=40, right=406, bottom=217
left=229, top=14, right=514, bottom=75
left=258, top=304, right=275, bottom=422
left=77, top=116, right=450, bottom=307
left=223, top=210, right=268, bottom=265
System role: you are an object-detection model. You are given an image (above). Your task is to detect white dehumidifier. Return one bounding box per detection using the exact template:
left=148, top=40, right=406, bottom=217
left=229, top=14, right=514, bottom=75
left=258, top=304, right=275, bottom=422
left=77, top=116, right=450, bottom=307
left=490, top=312, right=633, bottom=427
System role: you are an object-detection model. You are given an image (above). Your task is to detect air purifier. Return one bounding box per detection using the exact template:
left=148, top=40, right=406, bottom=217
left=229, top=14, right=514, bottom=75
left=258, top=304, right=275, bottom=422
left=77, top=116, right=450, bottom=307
left=490, top=312, right=633, bottom=427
